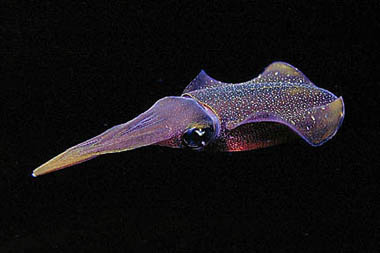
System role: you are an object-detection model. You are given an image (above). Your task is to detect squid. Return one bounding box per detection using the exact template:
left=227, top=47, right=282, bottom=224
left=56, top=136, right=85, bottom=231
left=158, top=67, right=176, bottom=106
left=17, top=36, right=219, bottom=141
left=32, top=62, right=345, bottom=177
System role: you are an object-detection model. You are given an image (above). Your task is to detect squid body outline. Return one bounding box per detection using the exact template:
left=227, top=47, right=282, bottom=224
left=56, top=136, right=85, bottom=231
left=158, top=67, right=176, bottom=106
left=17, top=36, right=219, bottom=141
left=33, top=62, right=345, bottom=177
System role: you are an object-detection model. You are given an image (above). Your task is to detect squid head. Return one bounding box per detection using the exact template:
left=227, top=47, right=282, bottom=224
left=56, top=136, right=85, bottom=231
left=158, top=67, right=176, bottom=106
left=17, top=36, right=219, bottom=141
left=32, top=96, right=220, bottom=176
left=33, top=61, right=344, bottom=177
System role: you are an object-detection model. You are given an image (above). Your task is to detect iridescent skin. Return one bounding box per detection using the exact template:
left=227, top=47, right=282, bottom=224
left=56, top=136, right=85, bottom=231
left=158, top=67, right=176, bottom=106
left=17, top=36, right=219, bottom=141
left=33, top=62, right=345, bottom=176
left=183, top=62, right=344, bottom=151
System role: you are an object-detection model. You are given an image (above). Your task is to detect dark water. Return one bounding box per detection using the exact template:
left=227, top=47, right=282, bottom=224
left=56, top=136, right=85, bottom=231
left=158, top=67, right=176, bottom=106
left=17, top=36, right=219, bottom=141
left=1, top=1, right=379, bottom=251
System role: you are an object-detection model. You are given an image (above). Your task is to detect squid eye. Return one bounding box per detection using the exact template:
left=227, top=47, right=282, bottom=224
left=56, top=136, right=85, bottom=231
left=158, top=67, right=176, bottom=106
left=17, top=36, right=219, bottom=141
left=182, top=127, right=214, bottom=149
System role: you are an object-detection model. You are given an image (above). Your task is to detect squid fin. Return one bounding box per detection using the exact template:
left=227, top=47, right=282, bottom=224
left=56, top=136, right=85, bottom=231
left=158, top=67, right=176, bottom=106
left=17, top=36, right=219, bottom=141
left=182, top=70, right=228, bottom=93
left=251, top=61, right=316, bottom=87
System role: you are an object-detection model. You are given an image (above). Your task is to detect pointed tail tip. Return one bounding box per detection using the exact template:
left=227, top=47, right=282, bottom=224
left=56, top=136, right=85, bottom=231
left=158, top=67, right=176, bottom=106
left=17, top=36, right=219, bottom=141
left=32, top=166, right=45, bottom=177
left=31, top=167, right=42, bottom=177
left=31, top=147, right=101, bottom=177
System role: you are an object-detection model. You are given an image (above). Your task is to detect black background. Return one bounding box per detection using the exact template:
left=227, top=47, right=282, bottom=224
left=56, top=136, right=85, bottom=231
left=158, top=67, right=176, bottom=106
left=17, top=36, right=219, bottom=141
left=1, top=1, right=379, bottom=251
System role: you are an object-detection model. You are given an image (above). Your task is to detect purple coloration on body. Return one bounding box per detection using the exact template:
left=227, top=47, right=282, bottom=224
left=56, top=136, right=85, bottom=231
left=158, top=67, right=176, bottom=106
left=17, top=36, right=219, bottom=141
left=33, top=62, right=345, bottom=176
